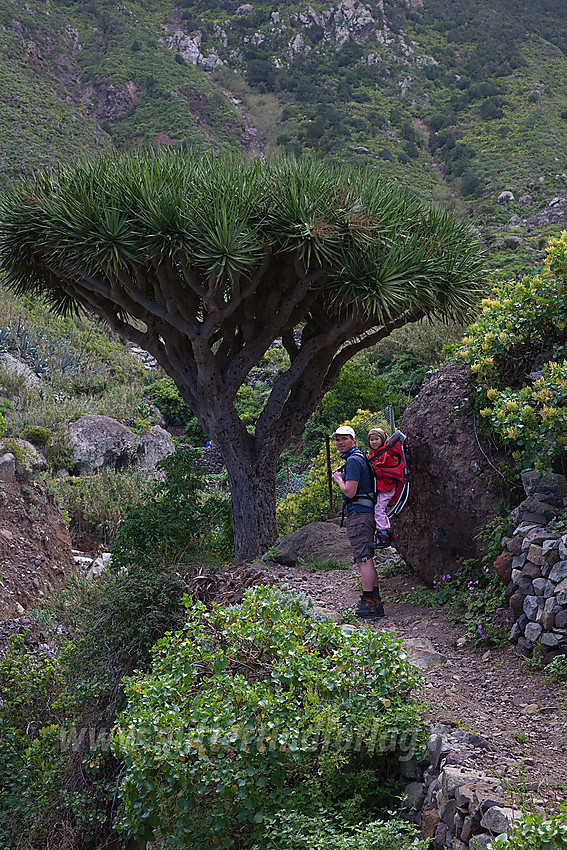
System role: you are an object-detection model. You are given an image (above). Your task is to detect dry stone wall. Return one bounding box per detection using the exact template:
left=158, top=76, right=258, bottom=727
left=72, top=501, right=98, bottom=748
left=399, top=725, right=521, bottom=848
left=499, top=471, right=567, bottom=661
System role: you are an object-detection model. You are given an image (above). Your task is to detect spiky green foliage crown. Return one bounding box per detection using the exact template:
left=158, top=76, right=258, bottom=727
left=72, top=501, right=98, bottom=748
left=0, top=148, right=486, bottom=323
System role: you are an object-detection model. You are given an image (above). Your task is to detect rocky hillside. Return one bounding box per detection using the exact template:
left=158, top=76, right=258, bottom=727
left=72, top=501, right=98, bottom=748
left=2, top=0, right=567, bottom=241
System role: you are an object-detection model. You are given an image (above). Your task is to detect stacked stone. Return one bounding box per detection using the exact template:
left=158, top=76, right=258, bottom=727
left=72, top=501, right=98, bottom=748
left=400, top=724, right=519, bottom=848
left=494, top=470, right=567, bottom=660
left=505, top=525, right=567, bottom=657
left=126, top=343, right=158, bottom=370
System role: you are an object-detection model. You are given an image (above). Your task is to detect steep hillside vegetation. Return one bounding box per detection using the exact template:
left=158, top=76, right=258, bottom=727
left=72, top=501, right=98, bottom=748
left=2, top=0, right=567, bottom=279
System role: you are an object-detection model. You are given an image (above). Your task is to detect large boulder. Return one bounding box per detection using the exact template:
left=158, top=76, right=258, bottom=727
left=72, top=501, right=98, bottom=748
left=69, top=415, right=137, bottom=474
left=273, top=521, right=353, bottom=566
left=394, top=363, right=506, bottom=583
left=135, top=425, right=175, bottom=470
left=68, top=415, right=174, bottom=475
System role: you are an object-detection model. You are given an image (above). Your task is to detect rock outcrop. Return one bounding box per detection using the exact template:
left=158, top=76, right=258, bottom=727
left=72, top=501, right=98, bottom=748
left=68, top=414, right=174, bottom=475
left=0, top=478, right=75, bottom=620
left=394, top=363, right=507, bottom=583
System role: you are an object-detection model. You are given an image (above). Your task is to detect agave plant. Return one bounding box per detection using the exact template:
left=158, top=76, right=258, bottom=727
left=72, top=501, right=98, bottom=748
left=0, top=148, right=486, bottom=560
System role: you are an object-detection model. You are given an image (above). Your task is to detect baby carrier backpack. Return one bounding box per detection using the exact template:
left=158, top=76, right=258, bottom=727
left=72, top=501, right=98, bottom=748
left=371, top=430, right=411, bottom=517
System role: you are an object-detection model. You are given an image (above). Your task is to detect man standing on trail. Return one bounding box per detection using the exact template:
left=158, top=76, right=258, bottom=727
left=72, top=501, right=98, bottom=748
left=331, top=425, right=385, bottom=620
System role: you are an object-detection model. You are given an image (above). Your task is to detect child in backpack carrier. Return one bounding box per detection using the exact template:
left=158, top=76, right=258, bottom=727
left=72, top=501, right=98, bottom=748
left=368, top=428, right=397, bottom=548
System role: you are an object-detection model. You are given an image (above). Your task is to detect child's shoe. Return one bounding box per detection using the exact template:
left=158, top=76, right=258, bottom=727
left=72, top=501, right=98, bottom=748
left=374, top=531, right=392, bottom=549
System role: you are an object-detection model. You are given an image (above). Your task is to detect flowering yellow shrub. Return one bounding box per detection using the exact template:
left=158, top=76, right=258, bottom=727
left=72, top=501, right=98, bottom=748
left=460, top=235, right=567, bottom=472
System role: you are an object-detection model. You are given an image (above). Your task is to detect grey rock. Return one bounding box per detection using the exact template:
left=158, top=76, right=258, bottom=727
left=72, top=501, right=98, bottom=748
left=523, top=595, right=542, bottom=620
left=135, top=425, right=175, bottom=471
left=542, top=596, right=557, bottom=630
left=510, top=622, right=521, bottom=642
left=0, top=453, right=15, bottom=483
left=524, top=621, right=543, bottom=642
left=521, top=470, right=567, bottom=500
left=441, top=798, right=457, bottom=828
left=549, top=560, right=567, bottom=583
left=403, top=637, right=447, bottom=669
left=454, top=783, right=476, bottom=809
left=502, top=235, right=523, bottom=248
left=434, top=822, right=448, bottom=850
left=542, top=538, right=561, bottom=556
left=427, top=775, right=442, bottom=806
left=0, top=439, right=48, bottom=472
left=0, top=352, right=42, bottom=390
left=426, top=733, right=444, bottom=769
left=533, top=577, right=555, bottom=598
left=498, top=191, right=515, bottom=202
left=517, top=576, right=534, bottom=596
left=521, top=562, right=542, bottom=580
left=527, top=544, right=545, bottom=565
left=460, top=732, right=493, bottom=750
left=440, top=767, right=484, bottom=802
left=69, top=414, right=137, bottom=474
left=403, top=781, right=426, bottom=811
left=512, top=552, right=528, bottom=569
left=555, top=609, right=567, bottom=629
left=274, top=522, right=352, bottom=566
left=480, top=805, right=515, bottom=835
left=540, top=632, right=560, bottom=647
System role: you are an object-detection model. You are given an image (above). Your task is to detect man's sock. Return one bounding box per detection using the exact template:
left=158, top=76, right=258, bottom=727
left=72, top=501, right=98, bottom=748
left=372, top=587, right=382, bottom=601
left=363, top=590, right=373, bottom=599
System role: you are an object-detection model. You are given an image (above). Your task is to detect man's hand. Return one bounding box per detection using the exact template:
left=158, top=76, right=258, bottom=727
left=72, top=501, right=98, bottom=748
left=332, top=469, right=357, bottom=499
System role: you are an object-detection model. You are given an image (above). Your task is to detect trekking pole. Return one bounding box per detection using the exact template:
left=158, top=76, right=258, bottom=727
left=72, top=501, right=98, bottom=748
left=325, top=434, right=334, bottom=517
left=389, top=401, right=395, bottom=435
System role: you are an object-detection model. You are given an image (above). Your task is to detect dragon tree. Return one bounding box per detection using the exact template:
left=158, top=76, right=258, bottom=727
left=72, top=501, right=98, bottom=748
left=0, top=149, right=485, bottom=561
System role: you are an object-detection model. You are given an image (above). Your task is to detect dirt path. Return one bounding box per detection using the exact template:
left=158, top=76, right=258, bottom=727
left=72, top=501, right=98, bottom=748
left=267, top=550, right=567, bottom=805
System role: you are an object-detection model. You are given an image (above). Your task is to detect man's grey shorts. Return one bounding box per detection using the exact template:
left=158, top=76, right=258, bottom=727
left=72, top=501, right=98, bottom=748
left=345, top=512, right=375, bottom=562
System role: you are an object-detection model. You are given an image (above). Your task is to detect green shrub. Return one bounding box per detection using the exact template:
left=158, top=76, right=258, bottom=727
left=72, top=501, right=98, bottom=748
left=145, top=376, right=193, bottom=426
left=20, top=425, right=50, bottom=446
left=113, top=585, right=424, bottom=849
left=251, top=810, right=430, bottom=850
left=460, top=238, right=567, bottom=473
left=111, top=446, right=233, bottom=567
left=488, top=805, right=567, bottom=849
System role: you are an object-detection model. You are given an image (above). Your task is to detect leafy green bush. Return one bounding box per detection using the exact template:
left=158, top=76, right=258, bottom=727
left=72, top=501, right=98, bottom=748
left=251, top=809, right=430, bottom=850
left=488, top=805, right=567, bottom=849
left=20, top=424, right=50, bottom=446
left=145, top=376, right=194, bottom=427
left=113, top=585, right=424, bottom=849
left=111, top=446, right=232, bottom=567
left=460, top=237, right=567, bottom=472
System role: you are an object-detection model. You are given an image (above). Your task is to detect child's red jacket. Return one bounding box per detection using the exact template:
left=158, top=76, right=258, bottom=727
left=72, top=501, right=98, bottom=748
left=368, top=447, right=399, bottom=493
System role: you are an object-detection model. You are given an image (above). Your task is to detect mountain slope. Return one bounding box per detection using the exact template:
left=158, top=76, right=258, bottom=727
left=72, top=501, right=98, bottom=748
left=1, top=0, right=567, bottom=274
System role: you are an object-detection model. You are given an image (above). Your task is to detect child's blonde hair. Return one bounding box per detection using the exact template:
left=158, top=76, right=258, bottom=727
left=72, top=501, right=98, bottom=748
left=368, top=427, right=388, bottom=443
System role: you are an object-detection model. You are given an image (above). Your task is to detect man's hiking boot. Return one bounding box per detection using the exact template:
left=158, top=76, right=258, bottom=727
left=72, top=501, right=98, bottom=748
left=355, top=595, right=385, bottom=620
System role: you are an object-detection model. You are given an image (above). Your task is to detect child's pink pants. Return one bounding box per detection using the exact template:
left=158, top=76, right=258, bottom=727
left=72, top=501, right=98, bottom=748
left=374, top=489, right=395, bottom=531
